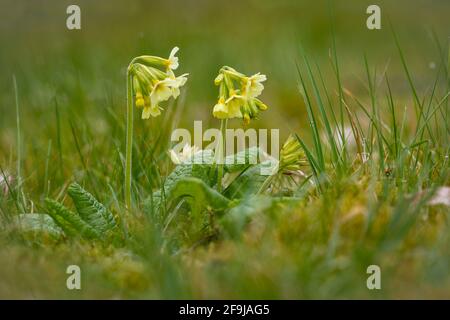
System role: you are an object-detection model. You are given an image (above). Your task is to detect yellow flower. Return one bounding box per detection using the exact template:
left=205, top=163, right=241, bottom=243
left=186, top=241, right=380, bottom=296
left=167, top=70, right=189, bottom=99
left=242, top=73, right=266, bottom=98
left=135, top=92, right=145, bottom=108
left=133, top=77, right=145, bottom=108
left=213, top=92, right=243, bottom=120
left=213, top=97, right=228, bottom=119
left=149, top=78, right=176, bottom=106
left=130, top=46, right=188, bottom=120
left=212, top=67, right=269, bottom=123
left=132, top=47, right=181, bottom=72
left=140, top=95, right=161, bottom=119
left=142, top=105, right=162, bottom=119
left=224, top=93, right=244, bottom=118
left=166, top=46, right=179, bottom=70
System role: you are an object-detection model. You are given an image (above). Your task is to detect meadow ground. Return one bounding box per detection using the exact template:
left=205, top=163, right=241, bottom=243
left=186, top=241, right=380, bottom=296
left=0, top=0, right=449, bottom=298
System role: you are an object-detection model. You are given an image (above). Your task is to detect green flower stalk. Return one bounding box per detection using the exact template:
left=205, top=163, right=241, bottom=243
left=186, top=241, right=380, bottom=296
left=125, top=47, right=188, bottom=211
left=212, top=66, right=269, bottom=191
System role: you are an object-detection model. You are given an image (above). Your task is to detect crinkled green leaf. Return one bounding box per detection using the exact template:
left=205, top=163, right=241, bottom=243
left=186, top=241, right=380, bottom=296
left=144, top=150, right=216, bottom=215
left=164, top=150, right=216, bottom=192
left=67, top=182, right=118, bottom=234
left=45, top=198, right=101, bottom=240
left=145, top=190, right=163, bottom=217
left=144, top=148, right=271, bottom=215
left=224, top=146, right=264, bottom=173
left=14, top=213, right=64, bottom=239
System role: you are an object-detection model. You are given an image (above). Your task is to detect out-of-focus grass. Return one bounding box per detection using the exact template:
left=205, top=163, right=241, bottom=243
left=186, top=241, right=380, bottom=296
left=0, top=0, right=449, bottom=298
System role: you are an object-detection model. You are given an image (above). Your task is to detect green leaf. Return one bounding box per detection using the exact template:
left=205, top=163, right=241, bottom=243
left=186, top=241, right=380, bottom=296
left=224, top=163, right=268, bottom=199
left=220, top=195, right=273, bottom=238
left=164, top=150, right=216, bottom=192
left=144, top=148, right=271, bottom=215
left=145, top=189, right=163, bottom=218
left=224, top=146, right=264, bottom=173
left=144, top=150, right=216, bottom=215
left=220, top=196, right=302, bottom=238
left=167, top=177, right=232, bottom=215
left=45, top=198, right=101, bottom=240
left=67, top=183, right=118, bottom=234
left=14, top=213, right=64, bottom=239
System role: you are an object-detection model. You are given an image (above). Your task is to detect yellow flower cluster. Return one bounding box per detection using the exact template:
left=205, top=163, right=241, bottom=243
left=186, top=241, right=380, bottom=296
left=213, top=66, right=269, bottom=124
left=129, top=47, right=188, bottom=119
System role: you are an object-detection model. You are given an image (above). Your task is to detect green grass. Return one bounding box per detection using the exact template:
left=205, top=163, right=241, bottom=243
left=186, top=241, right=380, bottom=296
left=0, top=0, right=449, bottom=299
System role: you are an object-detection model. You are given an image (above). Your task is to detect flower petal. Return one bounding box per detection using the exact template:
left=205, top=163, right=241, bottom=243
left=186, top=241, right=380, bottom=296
left=169, top=46, right=179, bottom=59
left=213, top=103, right=228, bottom=119
left=142, top=107, right=152, bottom=119
left=168, top=47, right=179, bottom=70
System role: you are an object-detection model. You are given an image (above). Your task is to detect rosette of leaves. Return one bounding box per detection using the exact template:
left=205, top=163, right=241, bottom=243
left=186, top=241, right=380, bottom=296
left=144, top=144, right=305, bottom=241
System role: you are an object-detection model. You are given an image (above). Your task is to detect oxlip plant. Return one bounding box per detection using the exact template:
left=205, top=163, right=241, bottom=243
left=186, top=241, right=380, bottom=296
left=12, top=50, right=308, bottom=247
left=212, top=66, right=269, bottom=191
left=125, top=47, right=188, bottom=210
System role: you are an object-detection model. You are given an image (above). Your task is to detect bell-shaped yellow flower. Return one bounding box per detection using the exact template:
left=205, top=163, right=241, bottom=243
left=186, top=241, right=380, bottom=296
left=167, top=70, right=189, bottom=99
left=224, top=92, right=244, bottom=118
left=213, top=97, right=228, bottom=119
left=142, top=104, right=162, bottom=119
left=150, top=78, right=176, bottom=106
left=242, top=73, right=267, bottom=98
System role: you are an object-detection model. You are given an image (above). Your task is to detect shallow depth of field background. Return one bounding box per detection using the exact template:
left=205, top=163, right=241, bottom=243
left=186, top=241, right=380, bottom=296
left=0, top=0, right=449, bottom=298
left=1, top=0, right=449, bottom=143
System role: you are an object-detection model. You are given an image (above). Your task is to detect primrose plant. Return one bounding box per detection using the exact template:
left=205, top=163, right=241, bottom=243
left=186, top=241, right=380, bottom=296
left=212, top=66, right=269, bottom=191
left=15, top=47, right=306, bottom=243
left=138, top=60, right=306, bottom=238
left=125, top=47, right=188, bottom=210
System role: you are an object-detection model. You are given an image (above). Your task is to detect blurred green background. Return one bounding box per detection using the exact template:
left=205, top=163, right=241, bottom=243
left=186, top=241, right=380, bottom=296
left=1, top=0, right=448, bottom=132
left=1, top=0, right=448, bottom=197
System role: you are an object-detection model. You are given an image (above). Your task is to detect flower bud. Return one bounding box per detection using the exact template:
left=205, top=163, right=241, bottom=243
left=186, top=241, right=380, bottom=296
left=243, top=113, right=251, bottom=125
left=135, top=92, right=145, bottom=108
left=214, top=73, right=224, bottom=85
left=254, top=98, right=268, bottom=111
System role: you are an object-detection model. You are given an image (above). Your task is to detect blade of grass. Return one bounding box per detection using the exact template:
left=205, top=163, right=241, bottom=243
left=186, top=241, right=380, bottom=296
left=294, top=133, right=323, bottom=193
left=13, top=75, right=26, bottom=212
left=69, top=119, right=99, bottom=199
left=302, top=50, right=342, bottom=175
left=44, top=139, right=52, bottom=198
left=295, top=61, right=325, bottom=173
left=54, top=97, right=63, bottom=179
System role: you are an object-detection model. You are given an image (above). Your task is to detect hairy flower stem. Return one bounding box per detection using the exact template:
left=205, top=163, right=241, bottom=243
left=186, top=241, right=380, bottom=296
left=217, top=119, right=228, bottom=192
left=125, top=69, right=134, bottom=211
